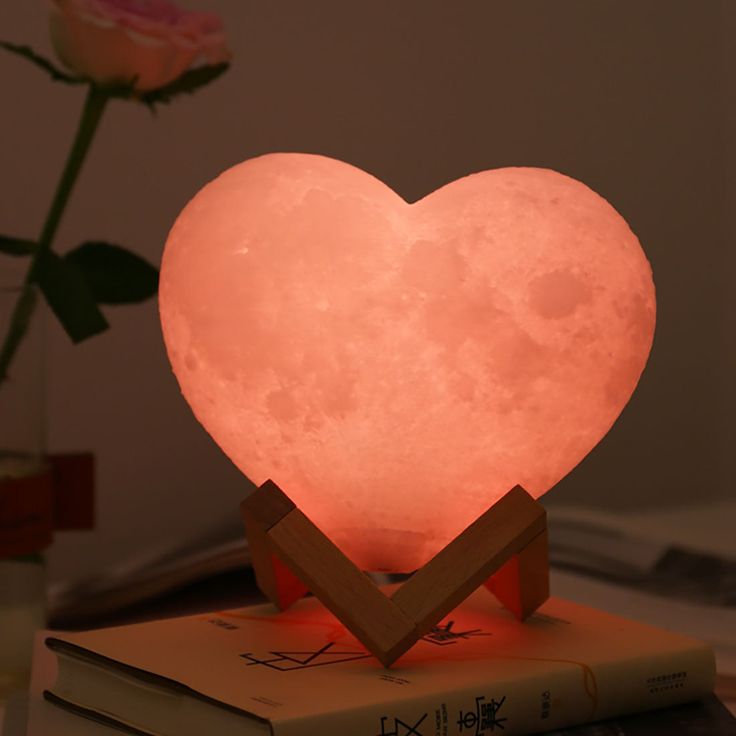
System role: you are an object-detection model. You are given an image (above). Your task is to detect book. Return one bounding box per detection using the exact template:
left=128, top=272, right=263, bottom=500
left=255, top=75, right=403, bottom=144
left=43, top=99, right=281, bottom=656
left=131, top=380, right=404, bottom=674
left=43, top=588, right=716, bottom=736
left=27, top=694, right=736, bottom=736
left=24, top=636, right=735, bottom=736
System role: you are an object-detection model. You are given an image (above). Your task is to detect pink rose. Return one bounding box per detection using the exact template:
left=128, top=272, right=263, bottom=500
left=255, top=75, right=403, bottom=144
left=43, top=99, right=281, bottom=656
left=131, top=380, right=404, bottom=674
left=48, top=0, right=230, bottom=92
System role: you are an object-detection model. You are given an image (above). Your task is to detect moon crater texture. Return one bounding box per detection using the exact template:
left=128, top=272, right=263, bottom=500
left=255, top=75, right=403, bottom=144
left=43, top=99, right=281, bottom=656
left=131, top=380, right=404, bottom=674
left=159, top=153, right=656, bottom=572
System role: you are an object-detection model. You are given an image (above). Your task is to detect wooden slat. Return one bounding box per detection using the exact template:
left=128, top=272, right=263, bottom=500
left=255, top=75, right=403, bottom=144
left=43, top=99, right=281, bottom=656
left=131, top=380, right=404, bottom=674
left=241, top=504, right=280, bottom=605
left=391, top=486, right=546, bottom=636
left=484, top=528, right=550, bottom=620
left=241, top=479, right=295, bottom=530
left=267, top=510, right=418, bottom=666
left=240, top=481, right=549, bottom=667
left=240, top=505, right=308, bottom=609
left=272, top=552, right=310, bottom=610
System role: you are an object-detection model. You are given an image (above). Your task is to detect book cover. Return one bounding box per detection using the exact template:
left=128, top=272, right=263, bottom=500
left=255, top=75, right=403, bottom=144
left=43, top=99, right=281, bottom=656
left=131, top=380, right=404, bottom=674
left=44, top=588, right=716, bottom=736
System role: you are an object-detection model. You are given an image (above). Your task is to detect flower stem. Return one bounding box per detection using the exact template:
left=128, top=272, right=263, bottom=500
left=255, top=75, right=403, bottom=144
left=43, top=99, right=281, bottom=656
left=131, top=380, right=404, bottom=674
left=0, top=85, right=108, bottom=383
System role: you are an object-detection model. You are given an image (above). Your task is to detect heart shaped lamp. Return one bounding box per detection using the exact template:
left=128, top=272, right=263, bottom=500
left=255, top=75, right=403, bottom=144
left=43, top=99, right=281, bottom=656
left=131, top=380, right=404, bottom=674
left=159, top=153, right=655, bottom=664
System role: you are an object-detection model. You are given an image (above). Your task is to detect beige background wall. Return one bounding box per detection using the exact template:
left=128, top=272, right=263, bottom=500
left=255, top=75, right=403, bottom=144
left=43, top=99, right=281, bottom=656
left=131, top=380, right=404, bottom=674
left=0, top=1, right=732, bottom=583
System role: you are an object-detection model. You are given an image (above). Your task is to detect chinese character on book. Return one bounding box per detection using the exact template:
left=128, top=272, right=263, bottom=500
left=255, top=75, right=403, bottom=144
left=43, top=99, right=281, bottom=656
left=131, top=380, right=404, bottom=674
left=378, top=713, right=428, bottom=736
left=457, top=695, right=507, bottom=734
left=646, top=671, right=688, bottom=694
left=422, top=621, right=491, bottom=646
left=240, top=642, right=369, bottom=670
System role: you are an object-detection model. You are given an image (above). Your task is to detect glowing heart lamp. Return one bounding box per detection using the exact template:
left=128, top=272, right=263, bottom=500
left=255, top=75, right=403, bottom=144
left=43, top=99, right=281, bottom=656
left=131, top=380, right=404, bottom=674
left=159, top=153, right=655, bottom=665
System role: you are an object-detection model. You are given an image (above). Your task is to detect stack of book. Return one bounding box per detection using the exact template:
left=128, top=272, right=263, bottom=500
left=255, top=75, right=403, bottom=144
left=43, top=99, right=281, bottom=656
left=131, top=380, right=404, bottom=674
left=30, top=588, right=735, bottom=735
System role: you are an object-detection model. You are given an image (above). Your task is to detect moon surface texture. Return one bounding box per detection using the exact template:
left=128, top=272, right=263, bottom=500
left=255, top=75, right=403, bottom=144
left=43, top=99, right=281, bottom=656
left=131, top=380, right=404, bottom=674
left=159, top=153, right=656, bottom=572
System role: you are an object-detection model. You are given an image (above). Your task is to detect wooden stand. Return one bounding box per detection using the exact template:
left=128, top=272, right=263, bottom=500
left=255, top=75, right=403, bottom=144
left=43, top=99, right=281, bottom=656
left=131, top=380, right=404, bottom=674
left=241, top=480, right=549, bottom=667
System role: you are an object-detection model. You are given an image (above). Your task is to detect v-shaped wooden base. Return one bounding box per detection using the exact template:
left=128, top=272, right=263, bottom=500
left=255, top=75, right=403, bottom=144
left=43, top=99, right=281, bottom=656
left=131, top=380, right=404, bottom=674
left=241, top=480, right=549, bottom=667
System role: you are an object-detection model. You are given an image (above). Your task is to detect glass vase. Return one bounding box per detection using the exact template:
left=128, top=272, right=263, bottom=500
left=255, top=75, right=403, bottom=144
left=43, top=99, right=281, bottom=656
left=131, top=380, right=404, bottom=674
left=0, top=263, right=48, bottom=700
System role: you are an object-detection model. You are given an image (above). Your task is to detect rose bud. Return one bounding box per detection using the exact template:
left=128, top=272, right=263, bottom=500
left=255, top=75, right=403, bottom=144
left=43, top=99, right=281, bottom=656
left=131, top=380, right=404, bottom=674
left=48, top=0, right=231, bottom=92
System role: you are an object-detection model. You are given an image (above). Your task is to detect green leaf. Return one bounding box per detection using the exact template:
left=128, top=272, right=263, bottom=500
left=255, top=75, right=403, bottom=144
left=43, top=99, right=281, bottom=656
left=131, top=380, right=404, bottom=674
left=0, top=41, right=82, bottom=85
left=0, top=235, right=35, bottom=256
left=35, top=251, right=108, bottom=343
left=0, top=285, right=38, bottom=381
left=140, top=63, right=229, bottom=108
left=64, top=241, right=159, bottom=304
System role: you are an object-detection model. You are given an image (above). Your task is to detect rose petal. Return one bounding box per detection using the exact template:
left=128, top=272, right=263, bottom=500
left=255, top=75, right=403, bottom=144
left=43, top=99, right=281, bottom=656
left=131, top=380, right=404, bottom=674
left=48, top=0, right=229, bottom=92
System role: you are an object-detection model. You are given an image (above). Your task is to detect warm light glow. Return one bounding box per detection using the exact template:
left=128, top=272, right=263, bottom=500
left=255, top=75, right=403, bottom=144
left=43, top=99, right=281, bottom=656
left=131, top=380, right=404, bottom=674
left=159, top=154, right=656, bottom=572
